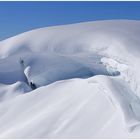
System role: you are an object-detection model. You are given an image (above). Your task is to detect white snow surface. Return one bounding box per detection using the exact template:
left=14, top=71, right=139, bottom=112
left=0, top=20, right=140, bottom=138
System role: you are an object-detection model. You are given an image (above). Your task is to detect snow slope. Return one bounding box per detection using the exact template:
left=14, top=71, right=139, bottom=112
left=0, top=20, right=140, bottom=138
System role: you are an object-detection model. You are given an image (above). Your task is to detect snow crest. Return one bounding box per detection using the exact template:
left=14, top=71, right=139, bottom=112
left=0, top=20, right=140, bottom=138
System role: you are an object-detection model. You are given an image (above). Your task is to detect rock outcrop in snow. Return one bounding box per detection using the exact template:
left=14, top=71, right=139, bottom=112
left=0, top=20, right=140, bottom=138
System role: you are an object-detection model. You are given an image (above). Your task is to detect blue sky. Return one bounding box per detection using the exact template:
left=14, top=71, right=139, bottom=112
left=0, top=1, right=140, bottom=40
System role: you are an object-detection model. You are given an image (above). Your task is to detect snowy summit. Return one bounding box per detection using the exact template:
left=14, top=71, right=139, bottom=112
left=0, top=20, right=140, bottom=138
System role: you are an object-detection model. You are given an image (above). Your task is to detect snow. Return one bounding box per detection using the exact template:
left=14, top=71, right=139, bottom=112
left=0, top=20, right=140, bottom=138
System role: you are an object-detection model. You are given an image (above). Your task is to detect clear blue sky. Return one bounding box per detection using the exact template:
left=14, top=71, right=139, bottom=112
left=0, top=1, right=140, bottom=40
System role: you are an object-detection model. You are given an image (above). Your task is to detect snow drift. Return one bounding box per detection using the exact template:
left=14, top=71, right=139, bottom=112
left=0, top=20, right=140, bottom=138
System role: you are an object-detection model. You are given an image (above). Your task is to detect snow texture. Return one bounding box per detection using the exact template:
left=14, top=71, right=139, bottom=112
left=0, top=20, right=140, bottom=138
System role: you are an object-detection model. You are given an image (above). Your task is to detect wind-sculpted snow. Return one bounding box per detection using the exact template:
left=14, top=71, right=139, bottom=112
left=0, top=20, right=140, bottom=138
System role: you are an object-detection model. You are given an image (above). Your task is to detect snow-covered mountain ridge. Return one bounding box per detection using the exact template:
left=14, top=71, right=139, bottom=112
left=0, top=20, right=140, bottom=138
